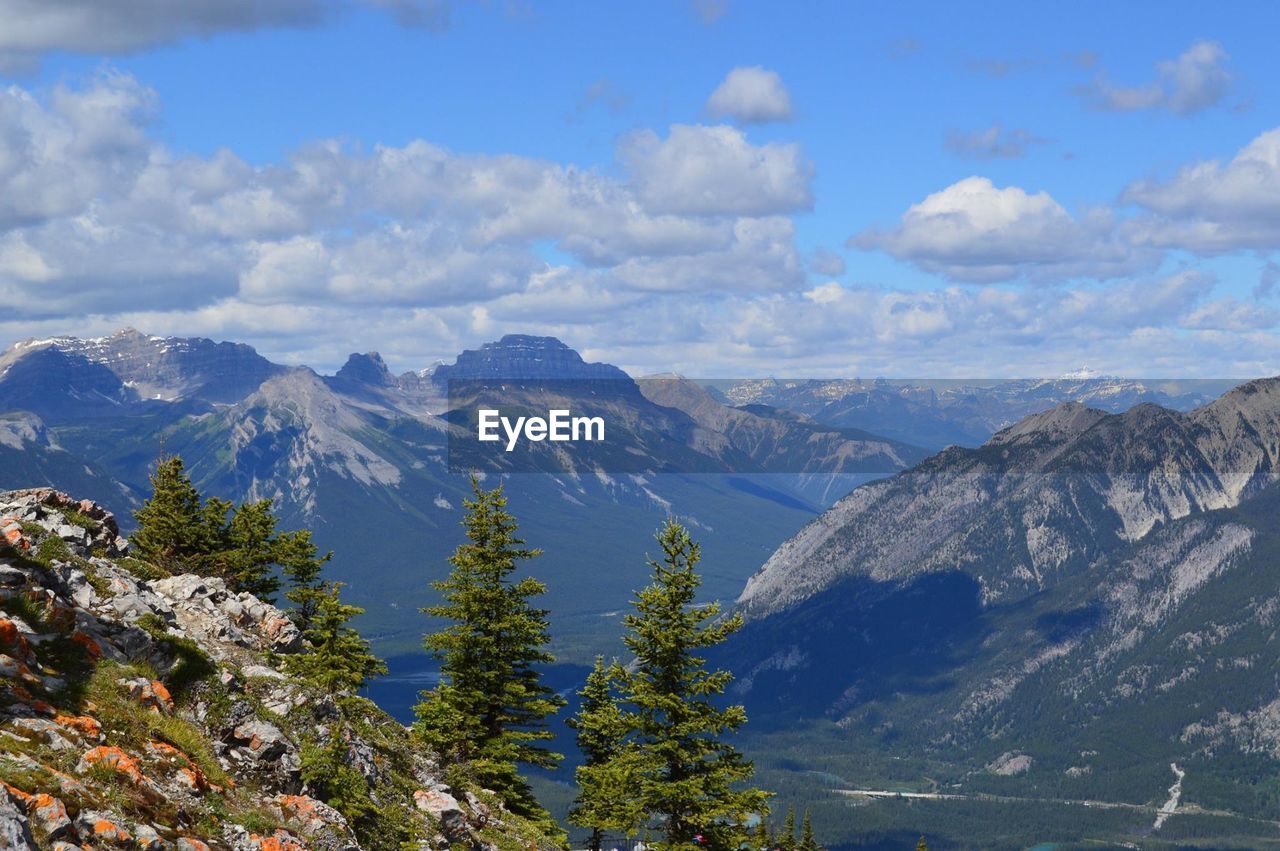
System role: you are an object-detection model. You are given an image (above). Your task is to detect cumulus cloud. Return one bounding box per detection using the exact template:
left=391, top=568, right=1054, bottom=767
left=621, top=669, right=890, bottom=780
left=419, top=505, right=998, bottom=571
left=1123, top=127, right=1280, bottom=252
left=1079, top=40, right=1232, bottom=115
left=0, top=71, right=1273, bottom=378
left=620, top=124, right=812, bottom=216
left=705, top=66, right=793, bottom=124
left=852, top=176, right=1154, bottom=283
left=945, top=124, right=1047, bottom=160
left=1182, top=296, right=1280, bottom=331
left=0, top=72, right=155, bottom=229
left=0, top=73, right=812, bottom=328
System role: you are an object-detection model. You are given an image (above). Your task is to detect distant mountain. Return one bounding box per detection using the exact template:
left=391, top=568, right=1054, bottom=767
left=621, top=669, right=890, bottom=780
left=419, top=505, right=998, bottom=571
left=0, top=330, right=918, bottom=662
left=719, top=377, right=1280, bottom=847
left=3, top=328, right=284, bottom=404
left=434, top=334, right=631, bottom=383
left=0, top=346, right=139, bottom=420
left=720, top=376, right=1227, bottom=449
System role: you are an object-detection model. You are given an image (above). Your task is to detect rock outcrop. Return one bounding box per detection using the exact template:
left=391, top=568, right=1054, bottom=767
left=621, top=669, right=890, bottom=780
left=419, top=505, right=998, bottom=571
left=0, top=488, right=556, bottom=851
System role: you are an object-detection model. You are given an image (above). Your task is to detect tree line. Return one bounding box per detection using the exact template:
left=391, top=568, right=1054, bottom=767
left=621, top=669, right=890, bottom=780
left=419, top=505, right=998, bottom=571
left=130, top=456, right=827, bottom=850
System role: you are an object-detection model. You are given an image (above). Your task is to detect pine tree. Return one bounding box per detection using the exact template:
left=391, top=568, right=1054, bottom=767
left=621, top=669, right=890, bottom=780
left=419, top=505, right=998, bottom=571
left=207, top=498, right=281, bottom=599
left=798, top=810, right=819, bottom=851
left=590, top=519, right=768, bottom=851
left=284, top=582, right=386, bottom=694
left=778, top=808, right=797, bottom=851
left=568, top=656, right=629, bottom=851
left=414, top=478, right=564, bottom=820
left=132, top=456, right=216, bottom=573
left=278, top=528, right=333, bottom=631
left=916, top=837, right=929, bottom=851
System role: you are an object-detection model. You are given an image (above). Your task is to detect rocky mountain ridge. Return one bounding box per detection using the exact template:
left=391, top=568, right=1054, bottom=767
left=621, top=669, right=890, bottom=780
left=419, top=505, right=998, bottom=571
left=717, top=374, right=1280, bottom=847
left=720, top=375, right=1228, bottom=449
left=0, top=330, right=930, bottom=660
left=738, top=378, right=1280, bottom=619
left=0, top=488, right=555, bottom=851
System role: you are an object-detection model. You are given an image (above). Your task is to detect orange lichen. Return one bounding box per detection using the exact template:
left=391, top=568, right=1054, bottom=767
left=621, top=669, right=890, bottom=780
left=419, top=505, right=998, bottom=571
left=79, top=746, right=145, bottom=785
left=92, top=817, right=132, bottom=842
left=148, top=680, right=174, bottom=712
left=70, top=631, right=102, bottom=659
left=1, top=782, right=31, bottom=804
left=250, top=833, right=306, bottom=851
left=54, top=713, right=102, bottom=738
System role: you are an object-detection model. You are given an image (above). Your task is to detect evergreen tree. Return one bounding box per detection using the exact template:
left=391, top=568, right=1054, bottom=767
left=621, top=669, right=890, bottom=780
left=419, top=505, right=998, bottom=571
left=916, top=838, right=929, bottom=851
left=587, top=520, right=768, bottom=851
left=778, top=808, right=797, bottom=851
left=284, top=582, right=387, bottom=694
left=414, top=478, right=564, bottom=820
left=131, top=456, right=215, bottom=573
left=798, top=810, right=819, bottom=851
left=207, top=498, right=281, bottom=599
left=568, top=656, right=629, bottom=851
left=133, top=455, right=328, bottom=603
left=278, top=528, right=333, bottom=631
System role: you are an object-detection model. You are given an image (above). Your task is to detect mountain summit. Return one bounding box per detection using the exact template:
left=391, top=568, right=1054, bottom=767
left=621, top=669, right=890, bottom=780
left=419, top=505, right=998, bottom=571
left=433, top=335, right=629, bottom=383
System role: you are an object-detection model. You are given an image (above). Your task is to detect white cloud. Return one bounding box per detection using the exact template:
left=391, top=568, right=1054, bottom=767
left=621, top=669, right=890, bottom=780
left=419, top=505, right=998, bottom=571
left=620, top=124, right=812, bottom=216
left=705, top=66, right=793, bottom=124
left=853, top=176, right=1154, bottom=283
left=1124, top=127, right=1280, bottom=252
left=0, top=73, right=811, bottom=326
left=0, top=71, right=1274, bottom=379
left=1182, top=296, right=1280, bottom=331
left=0, top=72, right=154, bottom=229
left=1079, top=40, right=1232, bottom=115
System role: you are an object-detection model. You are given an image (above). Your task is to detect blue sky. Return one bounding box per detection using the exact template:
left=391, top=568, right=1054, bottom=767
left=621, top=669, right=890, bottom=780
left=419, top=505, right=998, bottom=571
left=1, top=0, right=1278, bottom=377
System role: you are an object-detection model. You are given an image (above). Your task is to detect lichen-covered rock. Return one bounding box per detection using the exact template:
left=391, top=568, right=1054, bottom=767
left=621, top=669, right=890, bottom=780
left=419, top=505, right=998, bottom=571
left=29, top=793, right=75, bottom=841
left=0, top=786, right=36, bottom=851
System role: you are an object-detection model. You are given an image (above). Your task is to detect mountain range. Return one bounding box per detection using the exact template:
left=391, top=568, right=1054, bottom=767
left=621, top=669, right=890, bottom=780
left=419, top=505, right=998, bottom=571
left=720, top=376, right=1280, bottom=848
left=0, top=330, right=922, bottom=663
left=9, top=328, right=1280, bottom=847
left=718, top=376, right=1233, bottom=449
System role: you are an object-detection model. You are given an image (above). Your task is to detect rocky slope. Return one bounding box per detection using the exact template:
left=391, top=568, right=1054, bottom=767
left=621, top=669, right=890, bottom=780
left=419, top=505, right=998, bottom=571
left=720, top=376, right=1280, bottom=847
left=0, top=488, right=558, bottom=851
left=738, top=379, right=1280, bottom=619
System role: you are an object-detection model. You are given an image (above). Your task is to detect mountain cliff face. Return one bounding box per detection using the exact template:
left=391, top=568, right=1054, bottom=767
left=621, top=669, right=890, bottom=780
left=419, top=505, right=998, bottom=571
left=0, top=488, right=556, bottom=851
left=433, top=336, right=629, bottom=384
